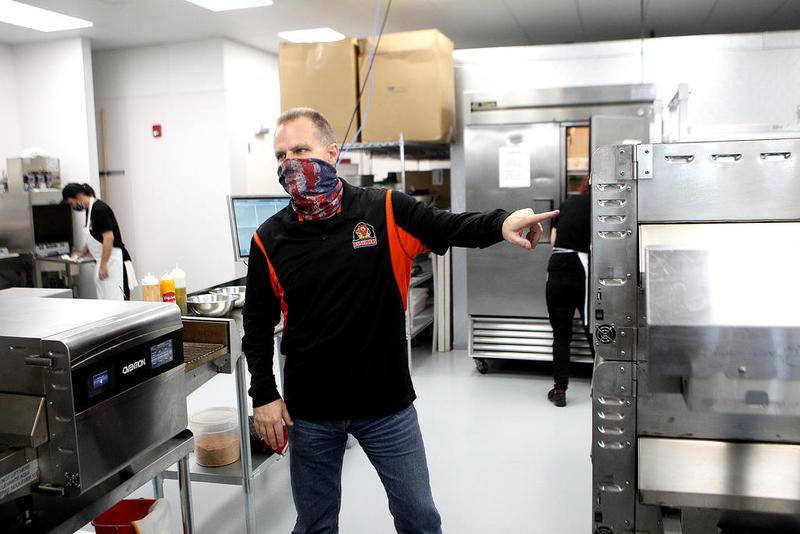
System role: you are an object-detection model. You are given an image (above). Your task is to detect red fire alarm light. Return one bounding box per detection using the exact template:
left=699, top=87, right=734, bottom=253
left=152, top=124, right=162, bottom=138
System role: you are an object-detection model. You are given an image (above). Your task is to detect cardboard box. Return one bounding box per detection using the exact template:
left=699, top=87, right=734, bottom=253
left=279, top=39, right=360, bottom=145
left=566, top=127, right=589, bottom=171
left=358, top=29, right=455, bottom=143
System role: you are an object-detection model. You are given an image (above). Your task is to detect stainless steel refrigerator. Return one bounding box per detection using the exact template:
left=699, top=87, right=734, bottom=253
left=464, top=84, right=653, bottom=372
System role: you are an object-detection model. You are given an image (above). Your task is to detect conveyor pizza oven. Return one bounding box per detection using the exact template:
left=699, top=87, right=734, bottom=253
left=590, top=139, right=800, bottom=533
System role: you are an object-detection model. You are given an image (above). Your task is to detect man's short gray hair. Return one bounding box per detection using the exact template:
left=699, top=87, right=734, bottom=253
left=277, top=108, right=337, bottom=146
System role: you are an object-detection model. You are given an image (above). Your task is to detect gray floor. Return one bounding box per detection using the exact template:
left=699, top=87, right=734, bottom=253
left=90, top=347, right=592, bottom=534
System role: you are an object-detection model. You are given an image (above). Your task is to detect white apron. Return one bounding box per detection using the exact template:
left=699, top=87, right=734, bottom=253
left=552, top=247, right=590, bottom=325
left=85, top=200, right=125, bottom=300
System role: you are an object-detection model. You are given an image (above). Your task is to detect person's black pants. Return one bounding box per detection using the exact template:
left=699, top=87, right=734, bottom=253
left=546, top=268, right=590, bottom=391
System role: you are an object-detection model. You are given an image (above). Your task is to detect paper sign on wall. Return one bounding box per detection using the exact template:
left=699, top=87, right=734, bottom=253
left=498, top=145, right=531, bottom=188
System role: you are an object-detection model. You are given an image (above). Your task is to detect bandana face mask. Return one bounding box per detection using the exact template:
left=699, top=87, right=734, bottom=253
left=277, top=158, right=343, bottom=221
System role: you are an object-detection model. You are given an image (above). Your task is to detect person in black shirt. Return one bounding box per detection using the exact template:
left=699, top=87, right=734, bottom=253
left=546, top=176, right=593, bottom=407
left=62, top=183, right=134, bottom=300
left=244, top=108, right=559, bottom=534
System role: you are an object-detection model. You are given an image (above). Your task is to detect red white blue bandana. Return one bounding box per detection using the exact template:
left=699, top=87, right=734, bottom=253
left=278, top=158, right=343, bottom=221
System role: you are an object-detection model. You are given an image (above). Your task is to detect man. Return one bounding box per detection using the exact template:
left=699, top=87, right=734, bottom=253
left=243, top=108, right=558, bottom=534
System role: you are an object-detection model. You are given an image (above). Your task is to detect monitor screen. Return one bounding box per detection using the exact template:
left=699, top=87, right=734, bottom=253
left=33, top=204, right=72, bottom=246
left=229, top=196, right=290, bottom=259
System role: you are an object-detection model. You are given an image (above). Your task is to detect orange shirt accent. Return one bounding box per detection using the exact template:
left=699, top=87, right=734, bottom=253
left=385, top=190, right=430, bottom=310
left=253, top=232, right=289, bottom=327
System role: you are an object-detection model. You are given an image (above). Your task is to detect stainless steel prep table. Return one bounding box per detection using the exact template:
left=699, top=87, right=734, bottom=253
left=33, top=255, right=95, bottom=297
left=160, top=309, right=283, bottom=534
left=24, top=431, right=195, bottom=534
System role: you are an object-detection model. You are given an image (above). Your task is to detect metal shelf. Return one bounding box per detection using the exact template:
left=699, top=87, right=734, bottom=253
left=163, top=449, right=283, bottom=486
left=410, top=272, right=433, bottom=288
left=44, top=431, right=195, bottom=534
left=344, top=141, right=450, bottom=159
left=472, top=350, right=594, bottom=364
left=410, top=307, right=435, bottom=338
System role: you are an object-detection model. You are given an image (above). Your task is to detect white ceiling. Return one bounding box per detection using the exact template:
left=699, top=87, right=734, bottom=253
left=0, top=0, right=799, bottom=52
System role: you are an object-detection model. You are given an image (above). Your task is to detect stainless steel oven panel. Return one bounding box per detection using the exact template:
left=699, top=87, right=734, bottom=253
left=58, top=304, right=182, bottom=369
left=590, top=145, right=639, bottom=363
left=38, top=340, right=78, bottom=490
left=74, top=363, right=186, bottom=493
left=0, top=336, right=47, bottom=396
left=591, top=356, right=637, bottom=532
left=639, top=437, right=800, bottom=515
left=638, top=139, right=800, bottom=223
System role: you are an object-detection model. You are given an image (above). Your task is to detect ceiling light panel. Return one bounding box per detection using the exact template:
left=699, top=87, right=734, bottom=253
left=278, top=27, right=346, bottom=43
left=183, top=0, right=273, bottom=11
left=0, top=1, right=93, bottom=32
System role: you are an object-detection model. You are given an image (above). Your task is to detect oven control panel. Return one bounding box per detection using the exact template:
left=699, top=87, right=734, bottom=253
left=72, top=331, right=183, bottom=412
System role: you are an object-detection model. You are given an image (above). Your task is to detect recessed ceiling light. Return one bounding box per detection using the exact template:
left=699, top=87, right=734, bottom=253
left=278, top=27, right=346, bottom=44
left=184, top=0, right=272, bottom=11
left=0, top=1, right=93, bottom=32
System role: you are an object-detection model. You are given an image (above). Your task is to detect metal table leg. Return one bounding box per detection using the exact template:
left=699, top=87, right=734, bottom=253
left=235, top=355, right=257, bottom=534
left=64, top=262, right=77, bottom=298
left=152, top=473, right=165, bottom=499
left=34, top=260, right=43, bottom=288
left=177, top=455, right=195, bottom=534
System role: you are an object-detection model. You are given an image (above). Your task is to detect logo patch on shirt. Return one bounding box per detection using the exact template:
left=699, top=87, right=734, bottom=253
left=352, top=222, right=378, bottom=249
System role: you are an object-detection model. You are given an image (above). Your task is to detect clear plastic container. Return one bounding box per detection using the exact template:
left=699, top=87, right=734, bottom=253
left=189, top=407, right=240, bottom=467
left=141, top=273, right=161, bottom=303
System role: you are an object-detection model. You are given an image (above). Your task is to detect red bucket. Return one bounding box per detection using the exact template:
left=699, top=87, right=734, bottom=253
left=92, top=499, right=156, bottom=534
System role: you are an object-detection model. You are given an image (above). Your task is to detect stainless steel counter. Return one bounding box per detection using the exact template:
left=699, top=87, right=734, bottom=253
left=11, top=431, right=196, bottom=534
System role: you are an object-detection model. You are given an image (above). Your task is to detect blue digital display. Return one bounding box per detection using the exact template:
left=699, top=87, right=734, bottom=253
left=150, top=339, right=174, bottom=369
left=92, top=370, right=109, bottom=390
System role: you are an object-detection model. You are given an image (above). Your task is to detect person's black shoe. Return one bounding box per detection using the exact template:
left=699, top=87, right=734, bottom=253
left=547, top=388, right=567, bottom=407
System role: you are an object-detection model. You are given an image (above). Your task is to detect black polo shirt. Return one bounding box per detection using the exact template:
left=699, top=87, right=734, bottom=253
left=548, top=194, right=590, bottom=273
left=87, top=199, right=130, bottom=261
left=242, top=181, right=509, bottom=420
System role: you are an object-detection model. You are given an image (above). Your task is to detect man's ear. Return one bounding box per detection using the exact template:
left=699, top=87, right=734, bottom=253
left=328, top=143, right=340, bottom=166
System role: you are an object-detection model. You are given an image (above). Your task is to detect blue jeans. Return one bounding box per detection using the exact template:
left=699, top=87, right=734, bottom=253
left=288, top=404, right=442, bottom=534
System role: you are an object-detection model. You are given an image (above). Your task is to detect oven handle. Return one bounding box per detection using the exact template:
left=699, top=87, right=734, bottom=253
left=25, top=355, right=53, bottom=368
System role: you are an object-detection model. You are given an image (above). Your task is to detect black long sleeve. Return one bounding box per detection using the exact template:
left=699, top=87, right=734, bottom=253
left=391, top=190, right=509, bottom=254
left=242, top=236, right=282, bottom=407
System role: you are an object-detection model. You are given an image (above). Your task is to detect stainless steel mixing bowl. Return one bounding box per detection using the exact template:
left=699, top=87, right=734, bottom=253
left=187, top=293, right=236, bottom=317
left=211, top=285, right=246, bottom=308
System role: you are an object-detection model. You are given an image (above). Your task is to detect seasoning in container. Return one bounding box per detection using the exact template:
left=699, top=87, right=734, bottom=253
left=190, top=407, right=241, bottom=467
left=141, top=273, right=161, bottom=302
left=160, top=273, right=176, bottom=304
left=172, top=264, right=187, bottom=315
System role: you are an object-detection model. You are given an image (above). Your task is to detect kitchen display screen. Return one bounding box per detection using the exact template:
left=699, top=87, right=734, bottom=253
left=89, top=370, right=110, bottom=397
left=231, top=197, right=289, bottom=258
left=93, top=370, right=109, bottom=389
left=150, top=339, right=174, bottom=369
